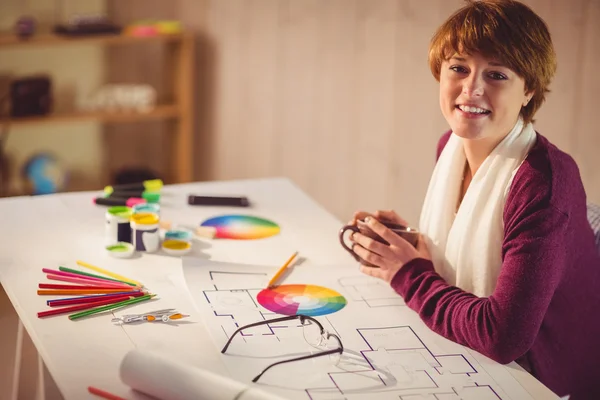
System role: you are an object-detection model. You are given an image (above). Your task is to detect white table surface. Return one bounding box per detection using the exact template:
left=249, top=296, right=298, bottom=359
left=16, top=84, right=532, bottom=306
left=0, top=177, right=557, bottom=399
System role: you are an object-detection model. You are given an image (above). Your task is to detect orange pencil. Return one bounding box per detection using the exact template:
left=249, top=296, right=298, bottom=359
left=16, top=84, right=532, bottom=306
left=267, top=252, right=299, bottom=288
left=37, top=289, right=140, bottom=296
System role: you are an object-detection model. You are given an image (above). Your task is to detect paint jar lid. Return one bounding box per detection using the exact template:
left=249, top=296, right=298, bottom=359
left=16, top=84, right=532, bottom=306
left=130, top=212, right=159, bottom=225
left=162, top=239, right=191, bottom=256
left=164, top=229, right=193, bottom=242
left=107, top=206, right=132, bottom=219
left=132, top=203, right=160, bottom=215
left=106, top=242, right=135, bottom=258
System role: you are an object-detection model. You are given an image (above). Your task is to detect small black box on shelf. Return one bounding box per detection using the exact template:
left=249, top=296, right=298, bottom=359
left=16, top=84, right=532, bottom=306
left=10, top=76, right=52, bottom=118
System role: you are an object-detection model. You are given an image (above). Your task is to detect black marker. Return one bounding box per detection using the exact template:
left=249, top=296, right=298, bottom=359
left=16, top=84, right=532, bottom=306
left=94, top=196, right=146, bottom=207
left=103, top=179, right=163, bottom=193
left=188, top=195, right=250, bottom=207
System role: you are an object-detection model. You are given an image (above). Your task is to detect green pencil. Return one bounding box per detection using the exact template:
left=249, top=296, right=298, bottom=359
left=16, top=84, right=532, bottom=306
left=58, top=266, right=139, bottom=287
left=68, top=294, right=155, bottom=320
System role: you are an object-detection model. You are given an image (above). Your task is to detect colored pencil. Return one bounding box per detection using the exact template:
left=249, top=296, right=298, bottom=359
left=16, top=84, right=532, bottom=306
left=38, top=289, right=138, bottom=296
left=47, top=292, right=145, bottom=307
left=88, top=386, right=126, bottom=400
left=76, top=260, right=142, bottom=287
left=69, top=294, right=155, bottom=320
left=46, top=291, right=143, bottom=306
left=46, top=274, right=134, bottom=289
left=58, top=266, right=139, bottom=287
left=267, top=251, right=299, bottom=288
left=38, top=283, right=137, bottom=291
left=38, top=296, right=135, bottom=318
left=43, top=268, right=122, bottom=285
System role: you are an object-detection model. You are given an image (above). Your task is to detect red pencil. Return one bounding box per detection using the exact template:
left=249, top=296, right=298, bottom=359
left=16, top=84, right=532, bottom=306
left=37, top=296, right=134, bottom=318
left=47, top=292, right=145, bottom=307
left=38, top=283, right=137, bottom=291
left=88, top=386, right=126, bottom=400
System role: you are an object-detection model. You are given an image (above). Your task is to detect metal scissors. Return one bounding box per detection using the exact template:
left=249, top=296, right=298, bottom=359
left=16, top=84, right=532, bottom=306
left=111, top=308, right=190, bottom=324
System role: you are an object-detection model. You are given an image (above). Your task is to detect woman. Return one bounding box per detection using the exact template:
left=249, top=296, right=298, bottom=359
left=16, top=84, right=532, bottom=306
left=347, top=0, right=600, bottom=398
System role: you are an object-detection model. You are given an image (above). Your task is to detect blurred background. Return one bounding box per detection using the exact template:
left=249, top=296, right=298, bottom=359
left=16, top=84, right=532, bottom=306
left=0, top=0, right=598, bottom=226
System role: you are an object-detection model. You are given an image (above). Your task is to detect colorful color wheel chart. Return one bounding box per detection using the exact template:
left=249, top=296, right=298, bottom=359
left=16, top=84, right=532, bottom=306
left=200, top=214, right=280, bottom=240
left=257, top=284, right=347, bottom=317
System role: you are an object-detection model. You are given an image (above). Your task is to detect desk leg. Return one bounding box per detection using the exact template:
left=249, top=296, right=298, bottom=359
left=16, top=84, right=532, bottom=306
left=0, top=283, right=20, bottom=400
left=0, top=284, right=62, bottom=400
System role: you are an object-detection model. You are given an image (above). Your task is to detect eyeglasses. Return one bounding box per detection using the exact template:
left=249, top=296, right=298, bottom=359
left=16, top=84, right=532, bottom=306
left=221, top=314, right=344, bottom=382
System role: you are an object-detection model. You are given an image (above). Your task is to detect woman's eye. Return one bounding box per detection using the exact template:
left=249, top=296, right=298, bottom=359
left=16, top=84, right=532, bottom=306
left=450, top=65, right=467, bottom=73
left=489, top=72, right=507, bottom=80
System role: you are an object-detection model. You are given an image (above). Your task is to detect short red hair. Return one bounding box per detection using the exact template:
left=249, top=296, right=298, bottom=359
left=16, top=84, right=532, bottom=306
left=428, top=0, right=557, bottom=123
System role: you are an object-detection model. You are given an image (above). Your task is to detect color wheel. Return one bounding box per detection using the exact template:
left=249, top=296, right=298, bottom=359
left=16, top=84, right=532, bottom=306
left=200, top=214, right=280, bottom=240
left=257, top=284, right=347, bottom=316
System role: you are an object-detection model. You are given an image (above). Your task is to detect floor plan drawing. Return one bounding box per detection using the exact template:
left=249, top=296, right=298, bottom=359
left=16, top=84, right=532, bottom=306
left=339, top=275, right=406, bottom=307
left=182, top=259, right=537, bottom=400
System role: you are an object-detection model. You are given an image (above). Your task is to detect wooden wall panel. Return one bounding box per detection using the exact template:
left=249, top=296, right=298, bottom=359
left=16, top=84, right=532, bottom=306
left=110, top=0, right=600, bottom=222
left=348, top=0, right=399, bottom=218
left=308, top=0, right=358, bottom=220
left=274, top=0, right=322, bottom=189
left=234, top=0, right=280, bottom=179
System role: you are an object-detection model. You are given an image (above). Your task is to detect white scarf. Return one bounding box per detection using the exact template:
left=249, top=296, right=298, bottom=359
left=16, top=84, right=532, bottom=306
left=419, top=117, right=536, bottom=297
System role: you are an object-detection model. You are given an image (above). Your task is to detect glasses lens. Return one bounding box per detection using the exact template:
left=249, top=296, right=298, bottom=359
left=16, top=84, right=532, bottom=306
left=302, top=319, right=323, bottom=348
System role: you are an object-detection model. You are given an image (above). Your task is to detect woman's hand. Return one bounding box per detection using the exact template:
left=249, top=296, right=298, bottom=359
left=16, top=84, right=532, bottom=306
left=348, top=209, right=408, bottom=226
left=351, top=216, right=431, bottom=283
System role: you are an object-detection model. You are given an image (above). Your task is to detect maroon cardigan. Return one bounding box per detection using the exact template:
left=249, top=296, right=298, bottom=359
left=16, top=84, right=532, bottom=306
left=391, top=131, right=600, bottom=399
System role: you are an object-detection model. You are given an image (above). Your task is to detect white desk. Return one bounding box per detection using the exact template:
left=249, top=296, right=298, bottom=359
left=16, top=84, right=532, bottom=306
left=0, top=178, right=558, bottom=399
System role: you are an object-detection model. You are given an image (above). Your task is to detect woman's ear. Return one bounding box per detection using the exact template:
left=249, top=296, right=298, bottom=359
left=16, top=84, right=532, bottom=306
left=523, top=91, right=535, bottom=107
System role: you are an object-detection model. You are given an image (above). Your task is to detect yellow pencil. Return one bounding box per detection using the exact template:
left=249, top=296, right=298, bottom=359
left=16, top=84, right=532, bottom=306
left=267, top=252, right=299, bottom=288
left=76, top=260, right=143, bottom=287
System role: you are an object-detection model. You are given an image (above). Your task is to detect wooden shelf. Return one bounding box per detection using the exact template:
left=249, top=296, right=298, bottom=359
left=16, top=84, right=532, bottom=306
left=0, top=29, right=195, bottom=183
left=0, top=32, right=189, bottom=49
left=2, top=104, right=180, bottom=127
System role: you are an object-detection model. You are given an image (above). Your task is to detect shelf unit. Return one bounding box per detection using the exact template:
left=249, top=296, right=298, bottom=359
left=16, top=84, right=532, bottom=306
left=0, top=31, right=195, bottom=183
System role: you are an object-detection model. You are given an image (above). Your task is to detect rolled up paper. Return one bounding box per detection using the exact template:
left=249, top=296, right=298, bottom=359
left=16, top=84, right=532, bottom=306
left=120, top=349, right=286, bottom=400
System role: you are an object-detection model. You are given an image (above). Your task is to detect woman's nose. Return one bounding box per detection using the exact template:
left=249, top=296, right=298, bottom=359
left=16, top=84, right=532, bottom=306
left=463, top=74, right=484, bottom=97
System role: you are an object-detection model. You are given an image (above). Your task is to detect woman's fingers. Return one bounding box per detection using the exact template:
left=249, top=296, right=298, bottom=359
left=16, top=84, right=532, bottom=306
left=364, top=217, right=406, bottom=248
left=352, top=211, right=374, bottom=224
left=353, top=241, right=386, bottom=267
left=351, top=231, right=389, bottom=257
left=374, top=210, right=409, bottom=226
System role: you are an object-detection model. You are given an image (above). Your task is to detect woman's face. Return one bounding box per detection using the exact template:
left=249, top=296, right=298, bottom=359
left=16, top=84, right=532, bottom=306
left=439, top=52, right=532, bottom=142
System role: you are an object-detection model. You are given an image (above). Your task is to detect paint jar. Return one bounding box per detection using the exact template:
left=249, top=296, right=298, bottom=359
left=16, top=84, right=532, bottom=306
left=164, top=229, right=193, bottom=242
left=105, top=206, right=133, bottom=246
left=132, top=203, right=160, bottom=215
left=130, top=212, right=160, bottom=252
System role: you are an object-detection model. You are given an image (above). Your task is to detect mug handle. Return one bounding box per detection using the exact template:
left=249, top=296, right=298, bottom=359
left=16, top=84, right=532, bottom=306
left=339, top=225, right=361, bottom=262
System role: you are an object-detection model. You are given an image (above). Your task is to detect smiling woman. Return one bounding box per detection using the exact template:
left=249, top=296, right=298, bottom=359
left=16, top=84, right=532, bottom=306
left=345, top=1, right=600, bottom=399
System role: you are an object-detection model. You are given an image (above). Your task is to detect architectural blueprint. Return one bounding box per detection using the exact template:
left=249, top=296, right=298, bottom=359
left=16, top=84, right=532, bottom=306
left=182, top=258, right=539, bottom=400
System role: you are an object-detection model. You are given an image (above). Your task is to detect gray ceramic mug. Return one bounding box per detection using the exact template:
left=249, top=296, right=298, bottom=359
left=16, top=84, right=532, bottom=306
left=339, top=219, right=419, bottom=267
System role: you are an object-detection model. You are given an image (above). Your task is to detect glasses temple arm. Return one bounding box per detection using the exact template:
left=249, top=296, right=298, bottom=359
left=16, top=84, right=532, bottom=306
left=251, top=348, right=342, bottom=383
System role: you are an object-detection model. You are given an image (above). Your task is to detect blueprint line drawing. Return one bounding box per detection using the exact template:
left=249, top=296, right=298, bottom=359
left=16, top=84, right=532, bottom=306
left=182, top=259, right=537, bottom=400
left=339, top=276, right=406, bottom=307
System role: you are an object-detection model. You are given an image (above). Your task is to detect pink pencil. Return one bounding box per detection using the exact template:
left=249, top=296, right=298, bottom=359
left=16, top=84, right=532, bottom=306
left=42, top=268, right=118, bottom=284
left=46, top=274, right=133, bottom=289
